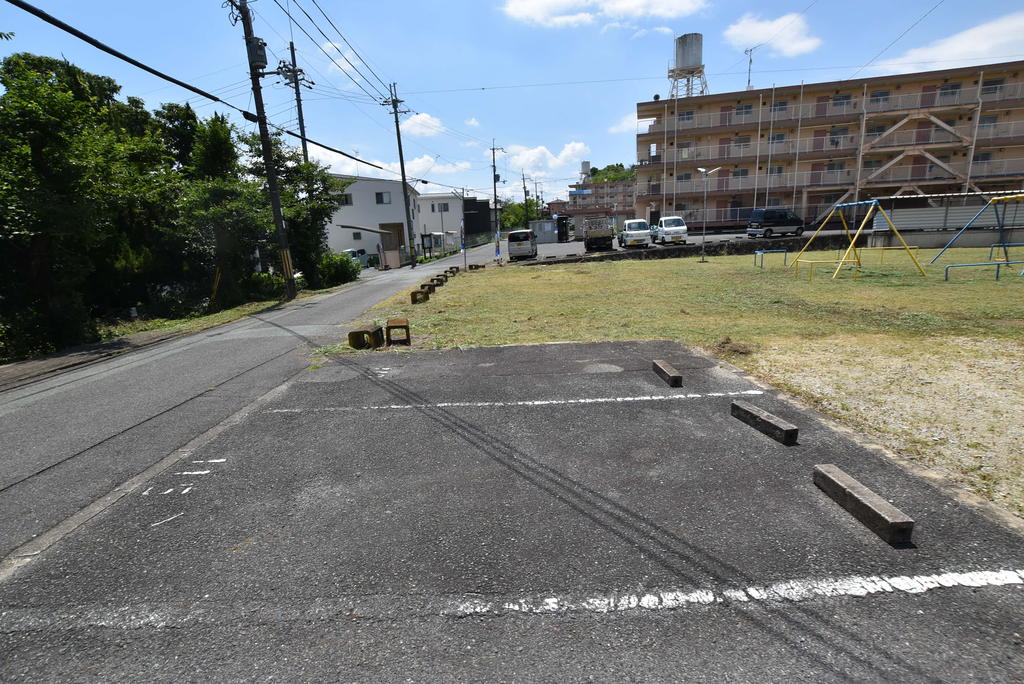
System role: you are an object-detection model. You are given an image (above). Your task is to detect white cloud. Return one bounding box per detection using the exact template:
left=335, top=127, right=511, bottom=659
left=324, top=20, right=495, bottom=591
left=465, top=117, right=480, bottom=127
left=505, top=141, right=590, bottom=170
left=608, top=113, right=638, bottom=133
left=724, top=13, right=821, bottom=57
left=872, top=11, right=1024, bottom=74
left=460, top=140, right=481, bottom=147
left=401, top=112, right=444, bottom=137
left=308, top=150, right=468, bottom=181
left=503, top=0, right=704, bottom=28
left=320, top=42, right=359, bottom=73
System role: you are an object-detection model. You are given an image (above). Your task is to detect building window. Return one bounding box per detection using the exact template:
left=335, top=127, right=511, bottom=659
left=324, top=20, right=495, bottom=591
left=678, top=172, right=692, bottom=181
left=826, top=161, right=845, bottom=171
left=869, top=90, right=890, bottom=105
left=733, top=135, right=751, bottom=149
left=769, top=132, right=785, bottom=144
left=732, top=168, right=749, bottom=178
left=677, top=110, right=694, bottom=122
left=375, top=191, right=391, bottom=204
left=766, top=197, right=782, bottom=206
left=979, top=114, right=999, bottom=129
left=339, top=193, right=353, bottom=206
left=863, top=159, right=882, bottom=171
left=832, top=94, right=852, bottom=108
left=771, top=100, right=787, bottom=113
left=939, top=83, right=961, bottom=99
left=736, top=103, right=753, bottom=117
left=981, top=78, right=1005, bottom=96
left=866, top=124, right=887, bottom=136
left=430, top=203, right=435, bottom=212
left=973, top=152, right=992, bottom=163
left=829, top=127, right=848, bottom=146
left=439, top=202, right=449, bottom=212
left=768, top=165, right=784, bottom=175
left=352, top=231, right=362, bottom=240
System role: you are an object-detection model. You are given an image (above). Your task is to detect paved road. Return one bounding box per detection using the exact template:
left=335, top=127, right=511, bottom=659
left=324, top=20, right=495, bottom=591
left=2, top=341, right=1022, bottom=681
left=0, top=246, right=493, bottom=561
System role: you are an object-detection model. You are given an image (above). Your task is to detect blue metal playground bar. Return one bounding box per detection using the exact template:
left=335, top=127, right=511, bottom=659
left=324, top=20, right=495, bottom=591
left=944, top=260, right=1024, bottom=281
left=988, top=242, right=1024, bottom=260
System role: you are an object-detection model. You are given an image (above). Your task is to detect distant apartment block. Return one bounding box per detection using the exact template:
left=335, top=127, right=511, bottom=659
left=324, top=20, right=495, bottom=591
left=635, top=60, right=1024, bottom=226
left=567, top=179, right=636, bottom=228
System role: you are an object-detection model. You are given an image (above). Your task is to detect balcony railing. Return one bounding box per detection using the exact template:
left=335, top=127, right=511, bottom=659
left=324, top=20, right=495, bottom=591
left=640, top=82, right=1024, bottom=135
left=636, top=119, right=1024, bottom=169
left=636, top=157, right=1024, bottom=196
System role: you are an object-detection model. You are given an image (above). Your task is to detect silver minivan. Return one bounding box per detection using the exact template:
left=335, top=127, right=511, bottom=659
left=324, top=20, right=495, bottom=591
left=507, top=229, right=538, bottom=261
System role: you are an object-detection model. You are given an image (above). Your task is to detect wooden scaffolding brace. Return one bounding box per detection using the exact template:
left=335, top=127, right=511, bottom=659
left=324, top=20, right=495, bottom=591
left=791, top=199, right=927, bottom=279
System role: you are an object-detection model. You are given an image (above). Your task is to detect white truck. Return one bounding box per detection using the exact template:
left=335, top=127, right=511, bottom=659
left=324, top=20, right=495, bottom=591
left=655, top=216, right=688, bottom=245
left=619, top=219, right=652, bottom=248
left=582, top=217, right=614, bottom=252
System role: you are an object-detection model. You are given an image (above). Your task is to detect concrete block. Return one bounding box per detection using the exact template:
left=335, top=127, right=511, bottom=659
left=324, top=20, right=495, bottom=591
left=420, top=282, right=435, bottom=294
left=348, top=325, right=384, bottom=350
left=731, top=400, right=799, bottom=446
left=813, top=464, right=915, bottom=545
left=651, top=360, right=682, bottom=387
left=386, top=317, right=411, bottom=345
left=431, top=276, right=445, bottom=287
left=410, top=290, right=429, bottom=305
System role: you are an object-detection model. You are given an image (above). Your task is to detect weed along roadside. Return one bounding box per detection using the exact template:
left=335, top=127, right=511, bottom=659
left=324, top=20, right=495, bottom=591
left=324, top=246, right=1024, bottom=518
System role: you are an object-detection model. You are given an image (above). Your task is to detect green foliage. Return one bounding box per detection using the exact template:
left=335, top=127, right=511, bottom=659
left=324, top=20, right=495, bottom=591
left=240, top=132, right=347, bottom=289
left=500, top=198, right=541, bottom=229
left=240, top=272, right=285, bottom=300
left=320, top=251, right=361, bottom=287
left=0, top=52, right=346, bottom=361
left=589, top=163, right=635, bottom=183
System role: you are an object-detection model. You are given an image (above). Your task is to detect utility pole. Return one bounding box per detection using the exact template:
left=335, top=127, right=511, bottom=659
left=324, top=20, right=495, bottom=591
left=229, top=0, right=296, bottom=298
left=490, top=141, right=504, bottom=259
left=521, top=170, right=530, bottom=227
left=383, top=83, right=417, bottom=268
left=280, top=42, right=313, bottom=163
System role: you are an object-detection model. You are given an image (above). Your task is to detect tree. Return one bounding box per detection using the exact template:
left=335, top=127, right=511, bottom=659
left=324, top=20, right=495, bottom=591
left=499, top=198, right=541, bottom=230
left=0, top=53, right=165, bottom=353
left=240, top=132, right=346, bottom=289
left=178, top=114, right=269, bottom=309
left=154, top=102, right=199, bottom=168
left=589, top=163, right=635, bottom=183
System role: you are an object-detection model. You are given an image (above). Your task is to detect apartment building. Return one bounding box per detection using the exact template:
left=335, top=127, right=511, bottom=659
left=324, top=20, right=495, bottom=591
left=635, top=60, right=1024, bottom=227
left=567, top=178, right=636, bottom=229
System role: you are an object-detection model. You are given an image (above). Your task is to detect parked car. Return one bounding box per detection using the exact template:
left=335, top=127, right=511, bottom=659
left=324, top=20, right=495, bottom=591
left=507, top=229, right=538, bottom=261
left=655, top=216, right=688, bottom=245
left=747, top=209, right=806, bottom=238
left=619, top=219, right=652, bottom=248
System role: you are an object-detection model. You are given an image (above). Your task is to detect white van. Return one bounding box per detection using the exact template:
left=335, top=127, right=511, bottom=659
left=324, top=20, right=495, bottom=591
left=619, top=219, right=652, bottom=248
left=655, top=216, right=688, bottom=244
left=507, top=229, right=538, bottom=261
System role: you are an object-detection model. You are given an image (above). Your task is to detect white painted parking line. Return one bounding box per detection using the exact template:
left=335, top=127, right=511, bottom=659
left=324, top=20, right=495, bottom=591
left=267, top=390, right=766, bottom=414
left=149, top=512, right=184, bottom=528
left=174, top=470, right=211, bottom=475
left=450, top=569, right=1024, bottom=617
left=192, top=459, right=226, bottom=464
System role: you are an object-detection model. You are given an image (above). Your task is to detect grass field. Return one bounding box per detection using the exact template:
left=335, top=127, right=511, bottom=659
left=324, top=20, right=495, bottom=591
left=341, top=246, right=1024, bottom=517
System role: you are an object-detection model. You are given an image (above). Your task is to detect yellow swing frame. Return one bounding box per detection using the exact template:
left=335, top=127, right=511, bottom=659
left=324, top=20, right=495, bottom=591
left=790, top=200, right=927, bottom=279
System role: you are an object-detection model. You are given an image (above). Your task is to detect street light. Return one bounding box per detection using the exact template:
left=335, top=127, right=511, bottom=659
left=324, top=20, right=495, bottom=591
left=697, top=166, right=721, bottom=263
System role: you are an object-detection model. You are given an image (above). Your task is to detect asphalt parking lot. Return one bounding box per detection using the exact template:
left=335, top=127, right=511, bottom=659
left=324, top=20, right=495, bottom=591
left=2, top=340, right=1023, bottom=681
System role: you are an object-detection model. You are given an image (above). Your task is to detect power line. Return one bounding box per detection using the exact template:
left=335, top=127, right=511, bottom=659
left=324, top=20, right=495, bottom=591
left=848, top=0, right=946, bottom=79
left=308, top=0, right=389, bottom=91
left=5, top=0, right=251, bottom=116
left=402, top=52, right=1024, bottom=95
left=271, top=0, right=388, bottom=101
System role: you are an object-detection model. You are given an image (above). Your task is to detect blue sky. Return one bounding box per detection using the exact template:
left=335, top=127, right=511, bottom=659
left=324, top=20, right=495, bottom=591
left=3, top=1, right=1023, bottom=202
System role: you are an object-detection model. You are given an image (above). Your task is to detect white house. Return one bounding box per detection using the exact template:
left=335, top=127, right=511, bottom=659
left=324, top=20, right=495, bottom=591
left=415, top=192, right=464, bottom=253
left=326, top=175, right=420, bottom=258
